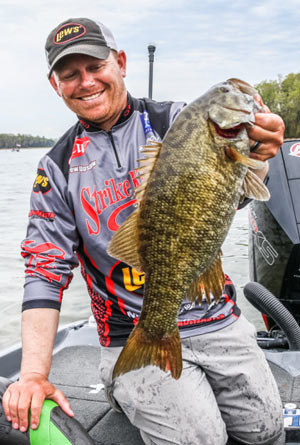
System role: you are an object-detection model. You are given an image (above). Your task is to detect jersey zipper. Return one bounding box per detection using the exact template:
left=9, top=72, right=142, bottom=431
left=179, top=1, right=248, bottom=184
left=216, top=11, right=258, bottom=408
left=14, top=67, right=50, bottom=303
left=108, top=131, right=121, bottom=168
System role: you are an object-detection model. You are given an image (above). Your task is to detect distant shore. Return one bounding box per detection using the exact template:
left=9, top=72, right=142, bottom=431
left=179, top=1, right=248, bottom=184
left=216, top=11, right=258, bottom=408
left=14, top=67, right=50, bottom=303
left=1, top=146, right=51, bottom=150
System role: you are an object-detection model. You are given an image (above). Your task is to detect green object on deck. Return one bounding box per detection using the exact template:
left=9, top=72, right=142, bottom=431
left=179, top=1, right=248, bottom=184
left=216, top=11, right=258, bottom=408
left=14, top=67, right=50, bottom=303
left=29, top=400, right=71, bottom=444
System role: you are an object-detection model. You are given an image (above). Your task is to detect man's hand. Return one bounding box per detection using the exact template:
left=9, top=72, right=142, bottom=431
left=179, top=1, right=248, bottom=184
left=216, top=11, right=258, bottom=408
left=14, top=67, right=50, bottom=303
left=247, top=95, right=285, bottom=162
left=2, top=372, right=74, bottom=432
left=2, top=307, right=74, bottom=432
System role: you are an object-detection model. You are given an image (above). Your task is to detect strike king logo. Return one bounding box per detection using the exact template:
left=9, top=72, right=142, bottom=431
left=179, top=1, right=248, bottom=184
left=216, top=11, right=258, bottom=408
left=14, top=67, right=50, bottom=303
left=69, top=137, right=90, bottom=164
left=54, top=23, right=86, bottom=44
left=33, top=168, right=52, bottom=194
left=289, top=143, right=300, bottom=157
left=81, top=170, right=141, bottom=236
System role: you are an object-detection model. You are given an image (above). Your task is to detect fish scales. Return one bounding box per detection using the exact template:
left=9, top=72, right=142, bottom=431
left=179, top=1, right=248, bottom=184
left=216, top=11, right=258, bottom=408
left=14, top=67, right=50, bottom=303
left=137, top=110, right=244, bottom=333
left=108, top=79, right=270, bottom=379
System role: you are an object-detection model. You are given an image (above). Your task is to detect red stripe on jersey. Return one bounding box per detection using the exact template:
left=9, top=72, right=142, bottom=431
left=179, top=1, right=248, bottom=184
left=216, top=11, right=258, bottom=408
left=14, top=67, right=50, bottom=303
left=105, top=276, right=115, bottom=295
left=117, top=297, right=126, bottom=315
left=83, top=244, right=99, bottom=269
left=59, top=275, right=72, bottom=302
left=87, top=272, right=93, bottom=289
left=102, top=300, right=113, bottom=346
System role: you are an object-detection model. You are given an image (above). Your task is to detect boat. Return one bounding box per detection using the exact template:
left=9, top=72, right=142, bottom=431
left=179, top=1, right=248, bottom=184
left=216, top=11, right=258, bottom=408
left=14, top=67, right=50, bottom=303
left=0, top=139, right=300, bottom=444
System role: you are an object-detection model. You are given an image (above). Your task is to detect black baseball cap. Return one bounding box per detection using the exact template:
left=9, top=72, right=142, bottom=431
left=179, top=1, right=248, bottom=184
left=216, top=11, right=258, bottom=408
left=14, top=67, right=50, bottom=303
left=45, top=18, right=118, bottom=77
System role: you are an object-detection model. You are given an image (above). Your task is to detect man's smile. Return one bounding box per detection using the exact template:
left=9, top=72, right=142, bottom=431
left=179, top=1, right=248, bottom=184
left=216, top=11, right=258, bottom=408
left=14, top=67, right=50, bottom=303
left=78, top=91, right=104, bottom=101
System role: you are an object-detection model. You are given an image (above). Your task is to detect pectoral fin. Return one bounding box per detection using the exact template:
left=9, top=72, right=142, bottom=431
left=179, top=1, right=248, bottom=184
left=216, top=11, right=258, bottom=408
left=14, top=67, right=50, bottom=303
left=225, top=146, right=265, bottom=169
left=242, top=169, right=270, bottom=201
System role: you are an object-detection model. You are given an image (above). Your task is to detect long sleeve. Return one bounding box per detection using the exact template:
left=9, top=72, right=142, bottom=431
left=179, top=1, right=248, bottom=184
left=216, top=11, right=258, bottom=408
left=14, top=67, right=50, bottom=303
left=21, top=154, right=79, bottom=311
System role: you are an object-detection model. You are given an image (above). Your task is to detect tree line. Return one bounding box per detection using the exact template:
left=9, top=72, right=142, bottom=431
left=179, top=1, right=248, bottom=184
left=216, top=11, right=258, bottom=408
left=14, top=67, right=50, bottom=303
left=0, top=133, right=56, bottom=149
left=256, top=72, right=300, bottom=138
left=0, top=74, right=299, bottom=142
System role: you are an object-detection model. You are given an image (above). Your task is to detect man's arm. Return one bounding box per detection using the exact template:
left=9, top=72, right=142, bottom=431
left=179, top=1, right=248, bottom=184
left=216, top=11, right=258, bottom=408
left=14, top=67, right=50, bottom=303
left=2, top=308, right=74, bottom=432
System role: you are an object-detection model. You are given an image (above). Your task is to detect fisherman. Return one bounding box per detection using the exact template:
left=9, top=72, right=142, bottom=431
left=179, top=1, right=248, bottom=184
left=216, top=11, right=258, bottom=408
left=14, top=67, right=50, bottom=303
left=2, top=17, right=285, bottom=445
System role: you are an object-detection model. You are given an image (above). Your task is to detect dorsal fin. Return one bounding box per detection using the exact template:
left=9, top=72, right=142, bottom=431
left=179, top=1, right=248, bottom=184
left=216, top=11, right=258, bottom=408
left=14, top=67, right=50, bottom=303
left=135, top=141, right=162, bottom=205
left=107, top=141, right=162, bottom=268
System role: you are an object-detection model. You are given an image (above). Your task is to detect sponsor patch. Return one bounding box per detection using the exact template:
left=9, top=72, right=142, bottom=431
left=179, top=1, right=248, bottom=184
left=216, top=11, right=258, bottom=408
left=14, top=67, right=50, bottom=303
left=29, top=210, right=56, bottom=221
left=69, top=137, right=90, bottom=164
left=33, top=168, right=52, bottom=194
left=289, top=143, right=300, bottom=157
left=70, top=160, right=96, bottom=173
left=54, top=23, right=86, bottom=45
left=21, top=240, right=66, bottom=283
left=80, top=170, right=141, bottom=236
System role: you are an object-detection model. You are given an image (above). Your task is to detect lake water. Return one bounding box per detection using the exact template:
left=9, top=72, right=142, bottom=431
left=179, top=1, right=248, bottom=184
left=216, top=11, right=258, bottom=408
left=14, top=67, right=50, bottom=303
left=0, top=148, right=265, bottom=352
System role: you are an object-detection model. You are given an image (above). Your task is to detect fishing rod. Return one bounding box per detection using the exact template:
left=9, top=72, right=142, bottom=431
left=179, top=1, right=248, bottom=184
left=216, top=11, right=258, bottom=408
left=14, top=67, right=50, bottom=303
left=148, top=43, right=156, bottom=99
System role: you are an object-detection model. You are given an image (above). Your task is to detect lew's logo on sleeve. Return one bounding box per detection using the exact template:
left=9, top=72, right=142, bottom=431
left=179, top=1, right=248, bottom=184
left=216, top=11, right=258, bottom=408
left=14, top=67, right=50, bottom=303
left=33, top=168, right=52, bottom=194
left=69, top=137, right=90, bottom=164
left=54, top=23, right=86, bottom=44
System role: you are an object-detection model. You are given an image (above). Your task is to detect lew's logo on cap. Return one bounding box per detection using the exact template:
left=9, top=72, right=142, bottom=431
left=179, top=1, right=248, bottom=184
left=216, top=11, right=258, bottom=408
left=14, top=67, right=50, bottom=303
left=289, top=143, right=300, bottom=158
left=54, top=23, right=86, bottom=45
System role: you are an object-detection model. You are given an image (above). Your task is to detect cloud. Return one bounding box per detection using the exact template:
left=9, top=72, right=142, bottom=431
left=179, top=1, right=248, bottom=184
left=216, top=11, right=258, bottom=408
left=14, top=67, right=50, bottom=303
left=1, top=0, right=300, bottom=137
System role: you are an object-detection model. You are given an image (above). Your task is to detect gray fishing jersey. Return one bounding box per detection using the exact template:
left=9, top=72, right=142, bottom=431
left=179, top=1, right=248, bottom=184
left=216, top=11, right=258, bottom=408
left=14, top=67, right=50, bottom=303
left=21, top=94, right=240, bottom=347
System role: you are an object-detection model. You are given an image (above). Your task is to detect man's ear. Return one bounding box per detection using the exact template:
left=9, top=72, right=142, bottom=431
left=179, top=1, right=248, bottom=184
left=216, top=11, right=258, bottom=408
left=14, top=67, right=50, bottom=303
left=49, top=74, right=62, bottom=97
left=117, top=50, right=127, bottom=78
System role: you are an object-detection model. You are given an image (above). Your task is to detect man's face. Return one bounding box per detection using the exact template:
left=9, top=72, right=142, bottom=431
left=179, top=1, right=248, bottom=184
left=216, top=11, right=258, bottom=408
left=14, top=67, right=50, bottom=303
left=50, top=51, right=127, bottom=131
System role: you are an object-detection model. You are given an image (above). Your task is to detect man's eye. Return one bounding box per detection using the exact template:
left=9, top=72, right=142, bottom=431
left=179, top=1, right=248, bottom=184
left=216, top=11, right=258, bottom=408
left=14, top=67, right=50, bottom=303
left=91, top=64, right=105, bottom=72
left=62, top=72, right=76, bottom=80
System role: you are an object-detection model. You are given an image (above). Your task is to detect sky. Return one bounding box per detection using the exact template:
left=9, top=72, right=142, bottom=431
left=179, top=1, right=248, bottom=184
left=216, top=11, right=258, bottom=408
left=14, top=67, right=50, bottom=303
left=1, top=0, right=300, bottom=139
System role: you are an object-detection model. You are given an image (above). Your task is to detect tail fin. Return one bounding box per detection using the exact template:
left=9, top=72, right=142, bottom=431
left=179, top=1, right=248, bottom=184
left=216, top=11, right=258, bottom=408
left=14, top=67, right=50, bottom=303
left=113, top=326, right=182, bottom=380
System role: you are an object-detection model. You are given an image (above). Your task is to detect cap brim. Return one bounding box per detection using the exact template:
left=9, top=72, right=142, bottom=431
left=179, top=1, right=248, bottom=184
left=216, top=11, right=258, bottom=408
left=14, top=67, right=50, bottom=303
left=48, top=44, right=110, bottom=78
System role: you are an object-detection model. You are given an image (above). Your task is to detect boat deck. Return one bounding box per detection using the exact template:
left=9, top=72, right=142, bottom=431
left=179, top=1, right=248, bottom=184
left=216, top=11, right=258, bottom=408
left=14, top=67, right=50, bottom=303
left=48, top=322, right=300, bottom=444
left=1, top=319, right=300, bottom=444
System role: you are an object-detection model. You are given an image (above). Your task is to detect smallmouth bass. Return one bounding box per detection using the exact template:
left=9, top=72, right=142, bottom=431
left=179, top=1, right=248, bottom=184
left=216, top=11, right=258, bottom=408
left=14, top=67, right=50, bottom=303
left=108, top=78, right=269, bottom=379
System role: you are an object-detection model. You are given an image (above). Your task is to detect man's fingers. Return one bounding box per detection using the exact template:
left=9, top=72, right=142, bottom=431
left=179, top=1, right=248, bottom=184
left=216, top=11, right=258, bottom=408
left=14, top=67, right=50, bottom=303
left=250, top=149, right=273, bottom=162
left=17, top=391, right=33, bottom=432
left=2, top=388, right=12, bottom=421
left=7, top=387, right=21, bottom=429
left=254, top=94, right=270, bottom=112
left=246, top=112, right=285, bottom=162
left=2, top=380, right=72, bottom=432
left=30, top=392, right=46, bottom=429
left=250, top=112, right=285, bottom=134
left=52, top=389, right=74, bottom=417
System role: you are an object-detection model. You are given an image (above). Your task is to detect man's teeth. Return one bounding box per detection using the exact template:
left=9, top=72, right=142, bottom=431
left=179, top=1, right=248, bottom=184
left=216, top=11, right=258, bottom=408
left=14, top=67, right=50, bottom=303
left=81, top=92, right=101, bottom=101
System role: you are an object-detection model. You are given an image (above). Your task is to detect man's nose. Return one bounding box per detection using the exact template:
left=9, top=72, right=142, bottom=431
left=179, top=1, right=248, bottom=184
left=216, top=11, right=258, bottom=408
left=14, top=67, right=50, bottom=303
left=79, top=71, right=96, bottom=88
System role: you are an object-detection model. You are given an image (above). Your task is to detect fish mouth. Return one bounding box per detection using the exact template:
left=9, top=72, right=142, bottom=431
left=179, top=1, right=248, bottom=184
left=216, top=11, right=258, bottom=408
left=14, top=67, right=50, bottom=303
left=223, top=106, right=251, bottom=115
left=213, top=122, right=245, bottom=139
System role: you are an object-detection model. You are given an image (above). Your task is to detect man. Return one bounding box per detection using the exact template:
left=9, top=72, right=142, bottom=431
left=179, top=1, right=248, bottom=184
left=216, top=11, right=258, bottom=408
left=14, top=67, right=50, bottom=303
left=2, top=17, right=285, bottom=445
